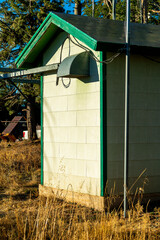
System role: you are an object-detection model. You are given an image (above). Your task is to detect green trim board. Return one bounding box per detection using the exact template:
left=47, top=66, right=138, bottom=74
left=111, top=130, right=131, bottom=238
left=40, top=75, right=43, bottom=185
left=50, top=13, right=97, bottom=50
left=100, top=51, right=104, bottom=197
left=100, top=51, right=107, bottom=197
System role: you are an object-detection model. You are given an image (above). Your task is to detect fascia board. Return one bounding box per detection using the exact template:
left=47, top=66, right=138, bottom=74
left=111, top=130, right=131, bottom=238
left=50, top=12, right=97, bottom=51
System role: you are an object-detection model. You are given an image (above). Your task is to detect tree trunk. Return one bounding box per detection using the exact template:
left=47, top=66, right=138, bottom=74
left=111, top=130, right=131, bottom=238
left=27, top=97, right=37, bottom=140
left=141, top=0, right=148, bottom=23
left=74, top=1, right=82, bottom=15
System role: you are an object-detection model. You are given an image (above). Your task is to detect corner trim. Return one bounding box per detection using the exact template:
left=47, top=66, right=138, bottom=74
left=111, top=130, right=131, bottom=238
left=100, top=51, right=104, bottom=196
left=40, top=75, right=43, bottom=185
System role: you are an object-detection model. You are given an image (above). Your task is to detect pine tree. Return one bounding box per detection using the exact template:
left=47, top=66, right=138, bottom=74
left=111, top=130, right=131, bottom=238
left=74, top=0, right=83, bottom=15
left=83, top=0, right=112, bottom=18
left=0, top=81, right=10, bottom=120
left=0, top=0, right=64, bottom=139
left=0, top=0, right=64, bottom=66
left=148, top=0, right=160, bottom=24
left=83, top=0, right=160, bottom=24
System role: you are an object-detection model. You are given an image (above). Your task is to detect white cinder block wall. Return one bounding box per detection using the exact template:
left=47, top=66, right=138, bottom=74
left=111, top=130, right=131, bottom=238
left=43, top=32, right=101, bottom=196
left=105, top=53, right=160, bottom=194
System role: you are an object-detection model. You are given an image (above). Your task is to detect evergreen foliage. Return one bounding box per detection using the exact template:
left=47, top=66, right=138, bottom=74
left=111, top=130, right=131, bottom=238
left=0, top=0, right=64, bottom=66
left=0, top=0, right=64, bottom=138
left=83, top=0, right=160, bottom=24
left=148, top=0, right=160, bottom=24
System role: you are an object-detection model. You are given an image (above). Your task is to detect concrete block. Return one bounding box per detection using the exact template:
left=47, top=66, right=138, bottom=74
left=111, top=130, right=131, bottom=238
left=43, top=171, right=100, bottom=196
left=129, top=159, right=160, bottom=178
left=77, top=143, right=100, bottom=161
left=44, top=111, right=77, bottom=127
left=44, top=142, right=60, bottom=158
left=77, top=110, right=100, bottom=127
left=68, top=92, right=100, bottom=111
left=130, top=92, right=160, bottom=110
left=87, top=127, right=100, bottom=143
left=44, top=96, right=68, bottom=112
left=44, top=127, right=69, bottom=143
left=107, top=126, right=124, bottom=144
left=130, top=143, right=160, bottom=161
left=107, top=143, right=123, bottom=162
left=107, top=161, right=123, bottom=179
left=57, top=111, right=77, bottom=127
left=44, top=81, right=57, bottom=97
left=68, top=93, right=88, bottom=111
left=65, top=158, right=86, bottom=176
left=107, top=91, right=124, bottom=110
left=68, top=127, right=87, bottom=143
left=106, top=109, right=124, bottom=127
left=43, top=74, right=56, bottom=83
left=130, top=126, right=160, bottom=144
left=44, top=156, right=59, bottom=173
left=59, top=143, right=77, bottom=159
left=130, top=110, right=160, bottom=127
left=86, top=160, right=100, bottom=178
left=87, top=92, right=100, bottom=110
left=76, top=81, right=100, bottom=94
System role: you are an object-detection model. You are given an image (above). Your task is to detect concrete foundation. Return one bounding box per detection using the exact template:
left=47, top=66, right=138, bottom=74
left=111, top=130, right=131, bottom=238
left=39, top=184, right=104, bottom=211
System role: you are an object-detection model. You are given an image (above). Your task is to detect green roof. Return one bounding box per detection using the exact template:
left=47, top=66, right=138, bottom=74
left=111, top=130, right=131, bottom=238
left=16, top=12, right=160, bottom=68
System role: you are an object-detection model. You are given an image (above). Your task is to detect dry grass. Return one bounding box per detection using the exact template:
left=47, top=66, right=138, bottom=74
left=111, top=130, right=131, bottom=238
left=0, top=140, right=160, bottom=240
left=0, top=140, right=40, bottom=193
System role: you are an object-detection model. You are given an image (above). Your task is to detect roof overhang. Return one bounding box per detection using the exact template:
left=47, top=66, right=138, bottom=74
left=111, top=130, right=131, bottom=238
left=15, top=12, right=160, bottom=69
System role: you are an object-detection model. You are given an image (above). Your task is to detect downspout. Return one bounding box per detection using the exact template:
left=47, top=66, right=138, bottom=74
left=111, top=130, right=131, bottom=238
left=40, top=75, right=43, bottom=185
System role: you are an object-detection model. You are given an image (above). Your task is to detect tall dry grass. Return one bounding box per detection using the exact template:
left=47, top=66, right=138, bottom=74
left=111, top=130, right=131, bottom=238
left=1, top=196, right=160, bottom=240
left=0, top=140, right=160, bottom=240
left=0, top=140, right=41, bottom=192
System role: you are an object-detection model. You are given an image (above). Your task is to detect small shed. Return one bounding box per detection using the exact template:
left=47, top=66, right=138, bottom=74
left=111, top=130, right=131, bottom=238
left=16, top=12, right=160, bottom=209
left=1, top=116, right=26, bottom=141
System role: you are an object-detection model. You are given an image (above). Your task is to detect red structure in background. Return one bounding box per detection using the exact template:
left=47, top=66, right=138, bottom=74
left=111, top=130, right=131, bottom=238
left=0, top=116, right=26, bottom=141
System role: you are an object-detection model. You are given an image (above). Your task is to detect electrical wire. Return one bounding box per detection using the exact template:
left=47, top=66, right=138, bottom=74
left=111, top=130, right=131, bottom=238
left=57, top=36, right=71, bottom=88
left=56, top=34, right=125, bottom=88
left=68, top=34, right=125, bottom=64
left=69, top=35, right=160, bottom=65
left=61, top=37, right=71, bottom=88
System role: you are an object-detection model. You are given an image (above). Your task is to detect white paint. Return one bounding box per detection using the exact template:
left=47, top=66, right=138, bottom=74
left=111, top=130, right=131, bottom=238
left=42, top=32, right=101, bottom=196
